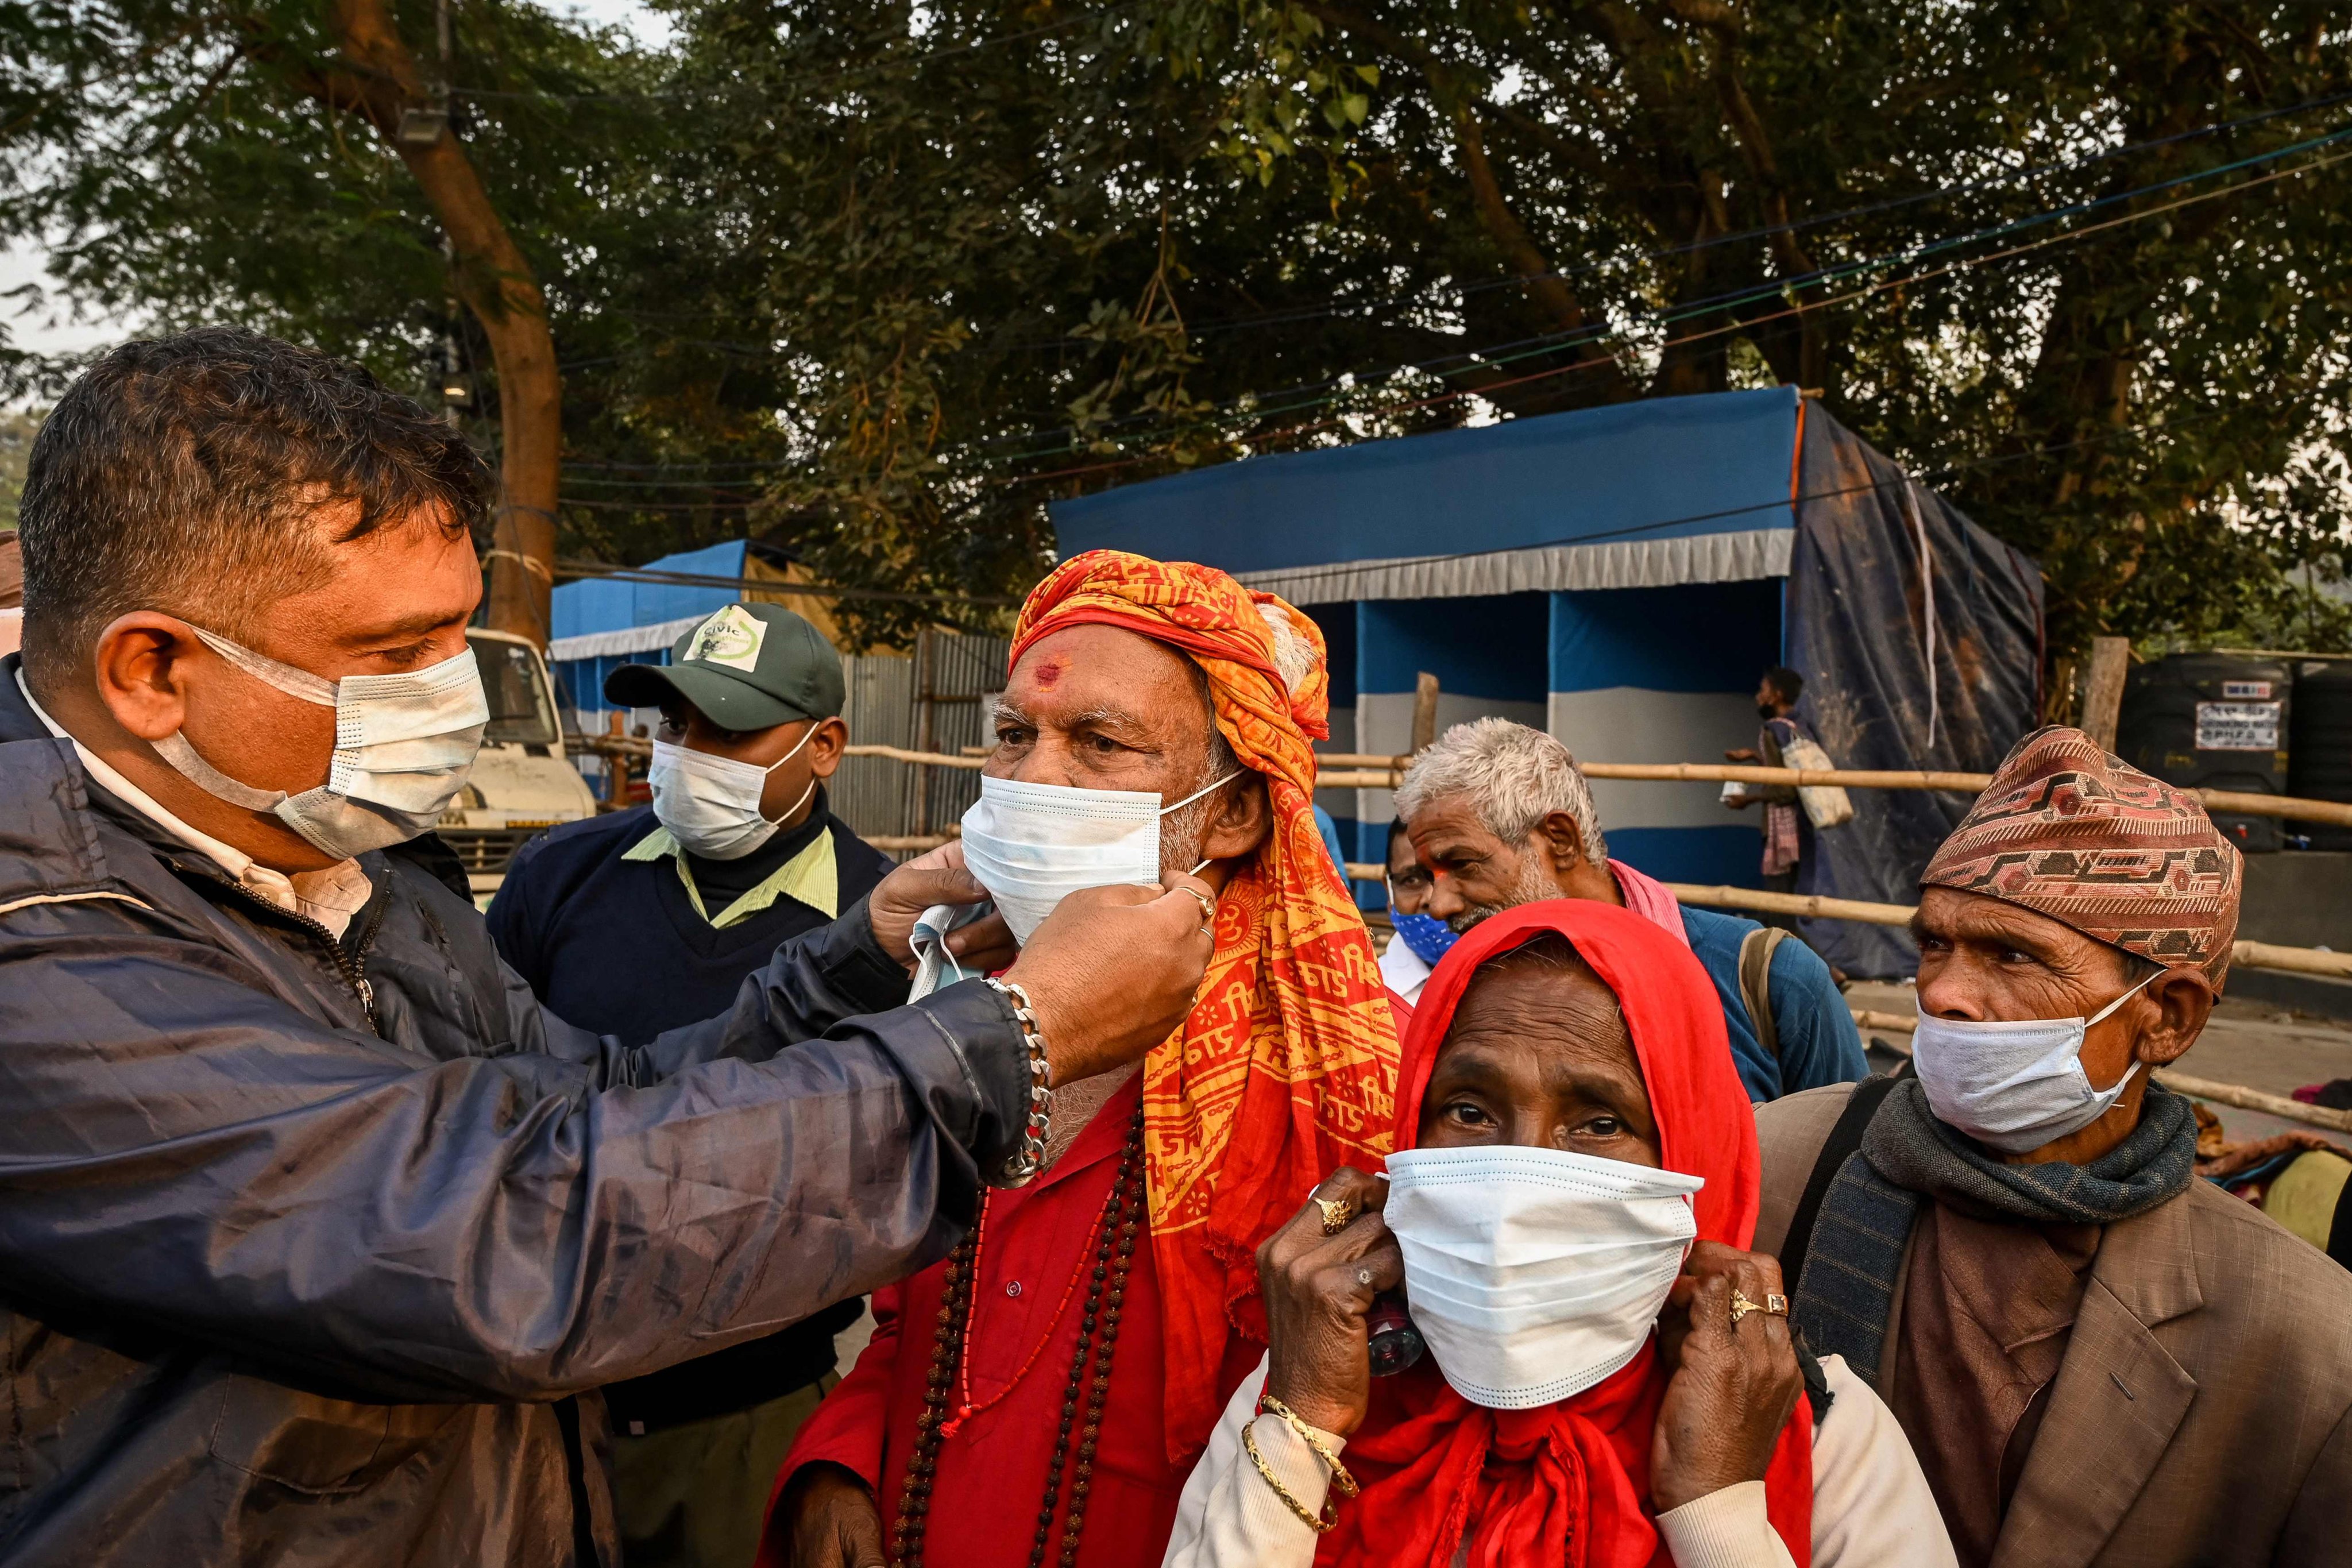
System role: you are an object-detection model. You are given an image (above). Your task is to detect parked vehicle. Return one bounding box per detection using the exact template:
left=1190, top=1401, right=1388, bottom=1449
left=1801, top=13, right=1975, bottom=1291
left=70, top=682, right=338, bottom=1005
left=441, top=629, right=599, bottom=898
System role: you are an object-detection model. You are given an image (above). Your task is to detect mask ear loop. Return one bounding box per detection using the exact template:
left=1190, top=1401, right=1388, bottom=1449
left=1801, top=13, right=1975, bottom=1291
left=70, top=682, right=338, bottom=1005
left=747, top=720, right=824, bottom=826
left=2086, top=967, right=2160, bottom=1028
left=2084, top=967, right=2162, bottom=1096
left=1165, top=769, right=1244, bottom=880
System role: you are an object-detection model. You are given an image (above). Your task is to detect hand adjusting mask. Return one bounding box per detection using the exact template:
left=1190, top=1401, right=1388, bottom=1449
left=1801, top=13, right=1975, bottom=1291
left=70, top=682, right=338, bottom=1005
left=956, top=769, right=1239, bottom=944
left=150, top=624, right=489, bottom=861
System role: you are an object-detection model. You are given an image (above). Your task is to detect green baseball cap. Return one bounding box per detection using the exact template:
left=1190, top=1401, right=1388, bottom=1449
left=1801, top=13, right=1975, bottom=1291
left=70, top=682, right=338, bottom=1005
left=604, top=602, right=845, bottom=732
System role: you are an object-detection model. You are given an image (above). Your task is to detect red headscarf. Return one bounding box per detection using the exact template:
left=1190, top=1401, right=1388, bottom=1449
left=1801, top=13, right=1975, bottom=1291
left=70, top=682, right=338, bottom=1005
left=1319, top=899, right=1813, bottom=1568
left=1011, top=550, right=1401, bottom=1458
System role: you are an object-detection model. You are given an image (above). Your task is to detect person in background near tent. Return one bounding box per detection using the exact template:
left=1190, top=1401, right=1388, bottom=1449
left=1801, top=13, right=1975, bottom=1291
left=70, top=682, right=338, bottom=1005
left=1725, top=665, right=1812, bottom=929
left=1395, top=718, right=1866, bottom=1103
left=1376, top=818, right=1451, bottom=1006
left=1754, top=728, right=2352, bottom=1567
left=486, top=601, right=895, bottom=1568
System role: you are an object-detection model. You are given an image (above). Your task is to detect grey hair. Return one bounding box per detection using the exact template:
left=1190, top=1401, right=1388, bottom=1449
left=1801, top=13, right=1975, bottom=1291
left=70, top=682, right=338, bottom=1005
left=1393, top=717, right=1609, bottom=863
left=1254, top=601, right=1316, bottom=697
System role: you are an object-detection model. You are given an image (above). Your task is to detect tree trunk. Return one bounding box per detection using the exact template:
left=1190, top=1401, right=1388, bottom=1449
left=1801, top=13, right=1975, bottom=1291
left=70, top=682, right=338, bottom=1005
left=325, top=0, right=559, bottom=645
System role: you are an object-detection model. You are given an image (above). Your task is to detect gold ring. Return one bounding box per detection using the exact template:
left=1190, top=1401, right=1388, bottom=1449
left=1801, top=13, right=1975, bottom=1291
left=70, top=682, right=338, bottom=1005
left=1177, top=887, right=1216, bottom=925
left=1315, top=1195, right=1357, bottom=1235
left=1729, top=1289, right=1789, bottom=1326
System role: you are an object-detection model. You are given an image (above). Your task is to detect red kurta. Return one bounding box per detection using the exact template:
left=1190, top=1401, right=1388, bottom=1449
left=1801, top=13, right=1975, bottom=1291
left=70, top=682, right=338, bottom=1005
left=760, top=1075, right=1260, bottom=1568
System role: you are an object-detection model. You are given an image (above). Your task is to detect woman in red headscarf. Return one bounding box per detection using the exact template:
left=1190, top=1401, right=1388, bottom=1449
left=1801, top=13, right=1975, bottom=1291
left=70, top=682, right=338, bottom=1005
left=1161, top=899, right=1952, bottom=1568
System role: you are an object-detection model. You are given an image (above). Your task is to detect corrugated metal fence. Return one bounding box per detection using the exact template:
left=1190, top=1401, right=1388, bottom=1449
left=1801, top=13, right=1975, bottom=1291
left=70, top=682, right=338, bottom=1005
left=831, top=629, right=1009, bottom=845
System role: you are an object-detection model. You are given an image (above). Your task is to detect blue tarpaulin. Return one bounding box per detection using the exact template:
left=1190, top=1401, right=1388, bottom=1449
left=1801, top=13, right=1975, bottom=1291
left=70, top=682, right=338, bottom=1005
left=547, top=540, right=750, bottom=713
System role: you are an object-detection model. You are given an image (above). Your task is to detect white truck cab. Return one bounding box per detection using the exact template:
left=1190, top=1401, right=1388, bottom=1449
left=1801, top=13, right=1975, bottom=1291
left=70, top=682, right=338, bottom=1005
left=440, top=628, right=600, bottom=898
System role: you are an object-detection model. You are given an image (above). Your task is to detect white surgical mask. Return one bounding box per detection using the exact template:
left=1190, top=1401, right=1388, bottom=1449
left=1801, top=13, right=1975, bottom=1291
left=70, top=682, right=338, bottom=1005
left=1383, top=1144, right=1702, bottom=1409
left=1910, top=972, right=2158, bottom=1154
left=649, top=725, right=817, bottom=861
left=957, top=770, right=1239, bottom=943
left=152, top=625, right=488, bottom=862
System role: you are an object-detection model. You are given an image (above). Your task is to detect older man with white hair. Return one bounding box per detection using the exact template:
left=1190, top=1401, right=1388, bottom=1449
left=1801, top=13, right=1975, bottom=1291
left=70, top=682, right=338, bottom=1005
left=1393, top=717, right=1866, bottom=1101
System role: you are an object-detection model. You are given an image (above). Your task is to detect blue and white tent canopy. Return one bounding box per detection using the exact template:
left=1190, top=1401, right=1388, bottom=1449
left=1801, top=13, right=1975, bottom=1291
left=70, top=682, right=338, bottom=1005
left=546, top=540, right=752, bottom=716
left=1051, top=387, right=2043, bottom=979
left=1052, top=387, right=1803, bottom=605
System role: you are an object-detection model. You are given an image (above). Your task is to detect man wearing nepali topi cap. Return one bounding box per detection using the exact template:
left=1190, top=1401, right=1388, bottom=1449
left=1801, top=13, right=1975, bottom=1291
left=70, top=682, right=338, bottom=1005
left=1752, top=727, right=2352, bottom=1567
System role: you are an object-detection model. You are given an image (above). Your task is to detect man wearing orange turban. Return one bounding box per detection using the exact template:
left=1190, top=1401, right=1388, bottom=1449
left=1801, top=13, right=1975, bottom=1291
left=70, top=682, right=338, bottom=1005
left=763, top=551, right=1401, bottom=1568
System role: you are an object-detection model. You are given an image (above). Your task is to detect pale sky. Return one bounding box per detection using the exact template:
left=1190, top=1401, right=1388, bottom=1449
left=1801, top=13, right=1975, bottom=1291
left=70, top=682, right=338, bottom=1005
left=2, top=1, right=674, bottom=368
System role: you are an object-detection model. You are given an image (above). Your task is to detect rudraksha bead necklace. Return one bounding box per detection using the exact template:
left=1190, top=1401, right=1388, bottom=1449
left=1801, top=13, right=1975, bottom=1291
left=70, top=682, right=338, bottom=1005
left=889, top=1106, right=1146, bottom=1568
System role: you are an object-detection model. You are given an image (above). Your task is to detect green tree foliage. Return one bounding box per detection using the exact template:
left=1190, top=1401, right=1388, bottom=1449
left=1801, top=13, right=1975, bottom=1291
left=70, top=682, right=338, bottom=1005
left=5, top=1, right=2350, bottom=653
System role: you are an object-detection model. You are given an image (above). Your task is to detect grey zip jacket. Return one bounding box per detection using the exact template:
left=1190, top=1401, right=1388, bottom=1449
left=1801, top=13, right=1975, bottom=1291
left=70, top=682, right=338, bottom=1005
left=0, top=656, right=1029, bottom=1566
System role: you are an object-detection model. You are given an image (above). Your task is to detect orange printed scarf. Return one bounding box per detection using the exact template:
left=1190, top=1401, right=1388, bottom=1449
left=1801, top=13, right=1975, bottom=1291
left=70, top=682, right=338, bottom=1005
left=1010, top=550, right=1401, bottom=1458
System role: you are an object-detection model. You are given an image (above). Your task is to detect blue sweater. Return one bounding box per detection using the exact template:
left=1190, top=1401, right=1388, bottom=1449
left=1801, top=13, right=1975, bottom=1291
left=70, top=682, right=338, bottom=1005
left=485, top=795, right=895, bottom=1429
left=1681, top=906, right=1868, bottom=1102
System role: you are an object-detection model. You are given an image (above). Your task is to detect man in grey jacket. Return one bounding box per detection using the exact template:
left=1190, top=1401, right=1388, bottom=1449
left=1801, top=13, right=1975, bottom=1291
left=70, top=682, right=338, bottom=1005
left=0, top=328, right=1214, bottom=1566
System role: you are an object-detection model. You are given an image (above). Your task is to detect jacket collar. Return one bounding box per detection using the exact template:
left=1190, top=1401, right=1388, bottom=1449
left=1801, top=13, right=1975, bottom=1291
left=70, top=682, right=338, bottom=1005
left=0, top=653, right=418, bottom=920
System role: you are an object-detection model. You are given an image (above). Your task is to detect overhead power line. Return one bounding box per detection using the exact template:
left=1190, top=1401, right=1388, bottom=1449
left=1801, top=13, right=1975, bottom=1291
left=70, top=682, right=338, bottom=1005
left=553, top=557, right=1018, bottom=606
left=965, top=128, right=2352, bottom=480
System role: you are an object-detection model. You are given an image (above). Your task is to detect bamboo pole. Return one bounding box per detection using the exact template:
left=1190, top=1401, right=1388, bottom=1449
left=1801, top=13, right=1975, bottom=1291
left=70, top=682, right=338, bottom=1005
left=1673, top=882, right=2352, bottom=980
left=844, top=744, right=990, bottom=769
left=2153, top=1071, right=2352, bottom=1133
left=1669, top=883, right=1917, bottom=927
left=1312, top=758, right=2352, bottom=827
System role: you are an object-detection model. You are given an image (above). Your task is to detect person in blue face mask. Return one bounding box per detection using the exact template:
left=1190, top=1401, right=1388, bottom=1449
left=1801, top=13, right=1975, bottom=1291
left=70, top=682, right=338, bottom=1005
left=1375, top=818, right=1454, bottom=1005
left=486, top=600, right=898, bottom=1568
left=1755, top=727, right=2352, bottom=1568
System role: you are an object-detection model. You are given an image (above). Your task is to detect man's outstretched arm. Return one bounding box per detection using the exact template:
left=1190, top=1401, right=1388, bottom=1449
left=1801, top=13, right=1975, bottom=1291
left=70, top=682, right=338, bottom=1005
left=0, top=876, right=1212, bottom=1407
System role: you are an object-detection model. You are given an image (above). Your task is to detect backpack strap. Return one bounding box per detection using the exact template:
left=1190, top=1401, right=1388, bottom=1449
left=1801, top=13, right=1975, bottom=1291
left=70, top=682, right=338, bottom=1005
left=1780, top=1068, right=1906, bottom=1293
left=1737, top=926, right=1790, bottom=1058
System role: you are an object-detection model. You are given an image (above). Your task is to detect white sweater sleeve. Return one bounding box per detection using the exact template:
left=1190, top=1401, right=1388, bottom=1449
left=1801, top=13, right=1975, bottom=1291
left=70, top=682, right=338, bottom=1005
left=1803, top=1354, right=1959, bottom=1568
left=1163, top=1354, right=1343, bottom=1568
left=1647, top=1354, right=1957, bottom=1568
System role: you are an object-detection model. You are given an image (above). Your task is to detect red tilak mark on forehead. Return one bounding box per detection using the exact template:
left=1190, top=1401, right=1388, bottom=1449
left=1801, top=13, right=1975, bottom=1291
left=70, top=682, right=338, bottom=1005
left=1033, top=658, right=1066, bottom=688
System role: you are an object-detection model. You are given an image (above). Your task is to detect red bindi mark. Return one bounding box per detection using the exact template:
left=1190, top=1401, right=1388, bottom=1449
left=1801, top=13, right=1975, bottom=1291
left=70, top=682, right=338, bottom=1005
left=1033, top=658, right=1067, bottom=688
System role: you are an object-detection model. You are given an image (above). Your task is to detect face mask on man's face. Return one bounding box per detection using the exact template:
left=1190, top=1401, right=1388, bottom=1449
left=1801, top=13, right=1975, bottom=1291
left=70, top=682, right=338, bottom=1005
left=149, top=623, right=489, bottom=862
left=1909, top=971, right=2158, bottom=1153
left=648, top=724, right=817, bottom=860
left=957, top=769, right=1239, bottom=944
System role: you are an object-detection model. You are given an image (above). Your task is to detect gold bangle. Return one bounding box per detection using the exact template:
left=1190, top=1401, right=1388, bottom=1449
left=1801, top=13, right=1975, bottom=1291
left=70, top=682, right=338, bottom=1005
left=1254, top=1393, right=1360, bottom=1497
left=1242, top=1418, right=1339, bottom=1534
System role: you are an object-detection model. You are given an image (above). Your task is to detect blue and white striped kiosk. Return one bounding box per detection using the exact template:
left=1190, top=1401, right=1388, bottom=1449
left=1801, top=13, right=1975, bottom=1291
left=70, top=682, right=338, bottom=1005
left=1050, top=387, right=2045, bottom=976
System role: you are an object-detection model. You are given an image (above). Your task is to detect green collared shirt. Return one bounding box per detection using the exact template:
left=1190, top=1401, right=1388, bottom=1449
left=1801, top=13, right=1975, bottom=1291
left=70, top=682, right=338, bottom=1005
left=621, top=820, right=840, bottom=929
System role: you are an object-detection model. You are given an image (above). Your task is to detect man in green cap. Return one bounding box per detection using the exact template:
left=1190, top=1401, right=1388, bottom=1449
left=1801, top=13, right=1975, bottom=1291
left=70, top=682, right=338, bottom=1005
left=488, top=600, right=897, bottom=1568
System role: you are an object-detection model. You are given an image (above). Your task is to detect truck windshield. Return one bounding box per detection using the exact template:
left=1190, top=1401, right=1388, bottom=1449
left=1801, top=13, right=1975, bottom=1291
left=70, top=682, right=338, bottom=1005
left=468, top=633, right=560, bottom=747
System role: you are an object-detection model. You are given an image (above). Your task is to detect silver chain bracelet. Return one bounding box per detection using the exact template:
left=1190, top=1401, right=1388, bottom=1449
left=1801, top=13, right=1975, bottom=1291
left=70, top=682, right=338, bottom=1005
left=984, top=978, right=1053, bottom=1185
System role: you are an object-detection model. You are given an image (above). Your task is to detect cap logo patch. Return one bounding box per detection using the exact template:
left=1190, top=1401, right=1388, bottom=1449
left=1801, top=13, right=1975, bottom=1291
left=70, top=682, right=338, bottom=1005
left=686, top=604, right=766, bottom=671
